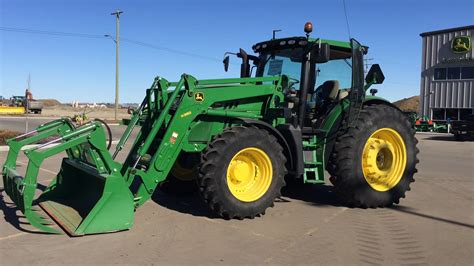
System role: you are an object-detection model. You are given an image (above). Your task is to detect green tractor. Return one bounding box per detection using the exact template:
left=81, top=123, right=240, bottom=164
left=2, top=23, right=418, bottom=236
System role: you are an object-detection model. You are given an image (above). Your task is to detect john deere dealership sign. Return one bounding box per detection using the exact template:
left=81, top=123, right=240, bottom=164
left=452, top=36, right=471, bottom=53
left=441, top=35, right=473, bottom=63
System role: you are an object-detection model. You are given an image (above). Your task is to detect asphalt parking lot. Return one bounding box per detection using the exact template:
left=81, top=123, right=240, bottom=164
left=0, top=130, right=473, bottom=265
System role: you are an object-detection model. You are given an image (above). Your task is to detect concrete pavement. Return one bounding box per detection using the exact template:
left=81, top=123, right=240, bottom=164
left=0, top=133, right=472, bottom=265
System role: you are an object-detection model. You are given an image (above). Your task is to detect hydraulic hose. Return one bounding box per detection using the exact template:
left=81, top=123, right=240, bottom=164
left=93, top=118, right=113, bottom=150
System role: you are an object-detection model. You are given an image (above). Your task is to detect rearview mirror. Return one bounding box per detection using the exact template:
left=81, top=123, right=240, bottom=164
left=314, top=43, right=330, bottom=63
left=223, top=56, right=230, bottom=72
left=365, top=64, right=385, bottom=84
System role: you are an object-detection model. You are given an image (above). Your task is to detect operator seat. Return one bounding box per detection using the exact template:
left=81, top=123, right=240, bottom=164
left=305, top=81, right=351, bottom=128
left=316, top=80, right=340, bottom=102
left=305, top=80, right=341, bottom=124
left=311, top=80, right=340, bottom=109
left=337, top=89, right=349, bottom=100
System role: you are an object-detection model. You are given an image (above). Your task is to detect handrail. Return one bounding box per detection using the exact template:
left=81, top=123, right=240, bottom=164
left=26, top=122, right=98, bottom=152
left=196, top=76, right=280, bottom=86
left=113, top=97, right=147, bottom=159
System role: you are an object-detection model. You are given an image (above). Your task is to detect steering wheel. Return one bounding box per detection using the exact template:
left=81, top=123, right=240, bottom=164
left=288, top=77, right=300, bottom=88
left=283, top=77, right=300, bottom=96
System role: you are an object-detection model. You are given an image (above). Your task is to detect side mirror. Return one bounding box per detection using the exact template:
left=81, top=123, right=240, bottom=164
left=223, top=56, right=230, bottom=72
left=314, top=43, right=330, bottom=63
left=365, top=64, right=385, bottom=84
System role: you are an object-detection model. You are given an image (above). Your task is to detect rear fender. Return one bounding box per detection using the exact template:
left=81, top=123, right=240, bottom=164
left=319, top=96, right=397, bottom=168
left=364, top=96, right=401, bottom=110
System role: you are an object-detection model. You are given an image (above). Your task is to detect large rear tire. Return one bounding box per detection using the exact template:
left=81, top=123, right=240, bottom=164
left=198, top=126, right=286, bottom=219
left=328, top=104, right=418, bottom=207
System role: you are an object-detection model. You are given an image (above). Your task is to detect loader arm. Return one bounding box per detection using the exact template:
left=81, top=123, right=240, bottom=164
left=2, top=73, right=287, bottom=235
left=121, top=74, right=286, bottom=207
left=3, top=118, right=76, bottom=170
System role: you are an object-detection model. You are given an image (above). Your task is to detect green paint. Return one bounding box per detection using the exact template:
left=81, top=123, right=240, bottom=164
left=2, top=34, right=399, bottom=235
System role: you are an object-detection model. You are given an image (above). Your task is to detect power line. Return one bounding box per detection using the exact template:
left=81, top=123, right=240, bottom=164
left=0, top=26, right=222, bottom=62
left=120, top=38, right=222, bottom=62
left=0, top=26, right=104, bottom=39
left=342, top=0, right=352, bottom=39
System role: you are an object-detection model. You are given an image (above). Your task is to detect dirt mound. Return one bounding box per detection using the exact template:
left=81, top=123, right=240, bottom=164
left=393, top=96, right=419, bottom=112
left=38, top=99, right=61, bottom=107
left=0, top=130, right=21, bottom=145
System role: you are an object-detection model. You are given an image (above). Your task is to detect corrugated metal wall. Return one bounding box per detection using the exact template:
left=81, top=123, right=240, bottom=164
left=420, top=27, right=474, bottom=119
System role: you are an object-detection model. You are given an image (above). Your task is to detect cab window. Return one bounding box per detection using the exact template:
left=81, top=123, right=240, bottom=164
left=315, top=59, right=352, bottom=89
left=259, top=48, right=304, bottom=83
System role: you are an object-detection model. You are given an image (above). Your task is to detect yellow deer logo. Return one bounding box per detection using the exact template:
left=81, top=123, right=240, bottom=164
left=452, top=36, right=471, bottom=53
left=194, top=92, right=204, bottom=102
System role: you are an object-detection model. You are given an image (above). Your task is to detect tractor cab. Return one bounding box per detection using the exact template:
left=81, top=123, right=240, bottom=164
left=252, top=37, right=356, bottom=117
left=223, top=22, right=381, bottom=130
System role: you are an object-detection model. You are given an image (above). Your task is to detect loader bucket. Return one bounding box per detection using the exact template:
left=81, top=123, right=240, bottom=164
left=37, top=159, right=135, bottom=236
left=2, top=119, right=136, bottom=236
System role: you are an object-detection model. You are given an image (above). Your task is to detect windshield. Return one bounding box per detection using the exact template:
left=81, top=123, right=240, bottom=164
left=258, top=48, right=304, bottom=83
left=257, top=48, right=353, bottom=91
left=315, top=59, right=352, bottom=89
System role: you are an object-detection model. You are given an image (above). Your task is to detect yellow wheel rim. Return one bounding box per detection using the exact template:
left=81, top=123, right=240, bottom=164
left=362, top=128, right=407, bottom=192
left=226, top=147, right=273, bottom=202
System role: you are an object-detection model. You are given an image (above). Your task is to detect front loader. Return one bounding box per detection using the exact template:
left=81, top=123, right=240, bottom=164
left=2, top=23, right=418, bottom=235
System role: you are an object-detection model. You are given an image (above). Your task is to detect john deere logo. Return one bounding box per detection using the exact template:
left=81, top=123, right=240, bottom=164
left=194, top=92, right=204, bottom=102
left=452, top=36, right=471, bottom=53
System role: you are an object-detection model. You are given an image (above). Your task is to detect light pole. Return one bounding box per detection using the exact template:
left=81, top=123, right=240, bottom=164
left=110, top=10, right=122, bottom=121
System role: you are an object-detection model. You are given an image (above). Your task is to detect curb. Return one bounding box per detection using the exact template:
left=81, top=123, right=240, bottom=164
left=0, top=140, right=119, bottom=152
left=415, top=132, right=452, bottom=135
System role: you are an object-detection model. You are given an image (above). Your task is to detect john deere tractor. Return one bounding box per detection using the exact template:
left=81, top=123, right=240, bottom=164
left=2, top=23, right=418, bottom=236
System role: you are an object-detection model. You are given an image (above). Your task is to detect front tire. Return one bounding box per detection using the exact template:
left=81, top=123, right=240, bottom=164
left=159, top=152, right=199, bottom=195
left=329, top=104, right=419, bottom=207
left=198, top=126, right=286, bottom=219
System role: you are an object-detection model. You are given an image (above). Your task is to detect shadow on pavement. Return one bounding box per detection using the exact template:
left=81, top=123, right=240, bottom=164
left=151, top=190, right=219, bottom=219
left=424, top=135, right=456, bottom=141
left=0, top=185, right=51, bottom=235
left=424, top=134, right=474, bottom=141
left=281, top=183, right=343, bottom=207
left=391, top=205, right=474, bottom=229
left=151, top=182, right=343, bottom=219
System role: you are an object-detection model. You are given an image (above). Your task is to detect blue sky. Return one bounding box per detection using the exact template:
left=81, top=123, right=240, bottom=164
left=1, top=0, right=473, bottom=103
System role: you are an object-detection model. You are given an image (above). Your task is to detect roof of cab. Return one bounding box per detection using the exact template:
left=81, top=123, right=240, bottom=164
left=252, top=36, right=367, bottom=54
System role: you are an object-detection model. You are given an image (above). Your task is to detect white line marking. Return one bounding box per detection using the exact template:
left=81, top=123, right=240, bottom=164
left=202, top=217, right=221, bottom=224
left=17, top=161, right=57, bottom=176
left=0, top=140, right=119, bottom=152
left=0, top=116, right=58, bottom=120
left=0, top=144, right=43, bottom=152
left=324, top=207, right=348, bottom=223
left=0, top=232, right=27, bottom=241
left=305, top=227, right=319, bottom=235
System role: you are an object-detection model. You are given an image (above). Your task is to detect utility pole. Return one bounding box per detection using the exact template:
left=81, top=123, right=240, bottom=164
left=25, top=74, right=31, bottom=133
left=363, top=58, right=373, bottom=74
left=111, top=10, right=123, bottom=121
